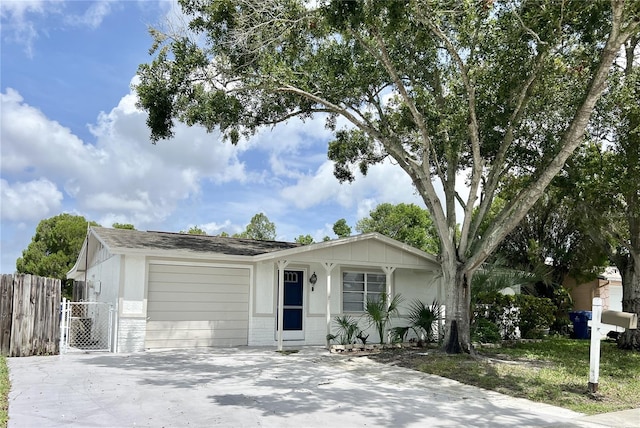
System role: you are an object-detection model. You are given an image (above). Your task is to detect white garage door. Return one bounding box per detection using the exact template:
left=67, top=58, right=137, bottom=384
left=146, top=263, right=250, bottom=349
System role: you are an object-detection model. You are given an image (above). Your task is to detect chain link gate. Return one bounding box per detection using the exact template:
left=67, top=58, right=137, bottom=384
left=60, top=299, right=114, bottom=353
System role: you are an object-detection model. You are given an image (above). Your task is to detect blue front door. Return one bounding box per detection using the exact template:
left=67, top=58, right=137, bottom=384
left=282, top=270, right=304, bottom=339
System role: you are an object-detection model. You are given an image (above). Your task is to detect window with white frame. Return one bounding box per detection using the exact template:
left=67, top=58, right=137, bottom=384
left=342, top=271, right=386, bottom=312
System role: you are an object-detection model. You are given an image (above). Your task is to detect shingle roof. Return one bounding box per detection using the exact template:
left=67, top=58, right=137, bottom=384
left=92, top=227, right=301, bottom=256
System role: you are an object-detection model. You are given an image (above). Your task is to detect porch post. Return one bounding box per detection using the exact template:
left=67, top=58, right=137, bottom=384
left=382, top=266, right=396, bottom=308
left=323, top=262, right=337, bottom=347
left=276, top=260, right=290, bottom=351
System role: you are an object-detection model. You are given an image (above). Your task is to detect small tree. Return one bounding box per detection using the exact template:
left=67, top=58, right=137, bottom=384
left=332, top=218, right=351, bottom=238
left=234, top=213, right=277, bottom=240
left=182, top=225, right=207, bottom=235
left=294, top=234, right=314, bottom=245
left=357, top=203, right=439, bottom=254
left=112, top=223, right=136, bottom=230
left=17, top=214, right=99, bottom=297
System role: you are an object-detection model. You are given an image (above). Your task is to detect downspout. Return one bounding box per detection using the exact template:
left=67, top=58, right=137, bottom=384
left=83, top=225, right=89, bottom=302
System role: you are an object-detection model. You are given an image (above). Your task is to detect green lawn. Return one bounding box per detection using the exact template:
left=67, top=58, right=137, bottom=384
left=371, top=337, right=640, bottom=415
left=0, top=356, right=8, bottom=428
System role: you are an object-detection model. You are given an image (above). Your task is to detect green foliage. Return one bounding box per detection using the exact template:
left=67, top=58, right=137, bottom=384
left=471, top=318, right=502, bottom=344
left=294, top=234, right=314, bottom=245
left=112, top=223, right=135, bottom=230
left=327, top=315, right=361, bottom=345
left=516, top=294, right=556, bottom=339
left=0, top=356, right=8, bottom=428
left=406, top=299, right=442, bottom=343
left=356, top=203, right=439, bottom=254
left=471, top=262, right=548, bottom=296
left=493, top=175, right=609, bottom=284
left=408, top=338, right=640, bottom=415
left=16, top=214, right=99, bottom=297
left=332, top=218, right=351, bottom=238
left=234, top=213, right=276, bottom=240
left=364, top=293, right=403, bottom=344
left=474, top=292, right=556, bottom=340
left=182, top=225, right=207, bottom=235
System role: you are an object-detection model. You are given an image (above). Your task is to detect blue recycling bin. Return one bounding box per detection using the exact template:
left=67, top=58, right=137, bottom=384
left=569, top=311, right=592, bottom=339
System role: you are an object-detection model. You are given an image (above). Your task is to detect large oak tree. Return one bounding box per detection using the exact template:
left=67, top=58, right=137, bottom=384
left=136, top=0, right=639, bottom=353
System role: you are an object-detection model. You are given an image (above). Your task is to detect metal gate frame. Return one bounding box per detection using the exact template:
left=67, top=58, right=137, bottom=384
left=60, top=298, right=114, bottom=353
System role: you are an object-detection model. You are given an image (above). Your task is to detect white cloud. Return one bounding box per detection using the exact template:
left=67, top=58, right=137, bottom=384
left=1, top=86, right=250, bottom=229
left=280, top=158, right=424, bottom=211
left=65, top=0, right=113, bottom=29
left=0, top=0, right=115, bottom=56
left=0, top=178, right=63, bottom=221
left=0, top=0, right=53, bottom=56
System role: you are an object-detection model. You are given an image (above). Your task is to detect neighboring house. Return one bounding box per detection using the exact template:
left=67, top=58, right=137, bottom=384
left=564, top=266, right=623, bottom=312
left=67, top=227, right=443, bottom=352
left=564, top=266, right=625, bottom=334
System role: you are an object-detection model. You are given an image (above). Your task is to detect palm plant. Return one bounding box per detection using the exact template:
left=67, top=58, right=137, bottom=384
left=364, top=293, right=403, bottom=344
left=407, top=299, right=442, bottom=344
left=326, top=315, right=360, bottom=345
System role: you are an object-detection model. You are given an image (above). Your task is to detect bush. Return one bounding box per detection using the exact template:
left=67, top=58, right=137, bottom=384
left=471, top=318, right=501, bottom=343
left=473, top=292, right=555, bottom=340
left=515, top=294, right=555, bottom=339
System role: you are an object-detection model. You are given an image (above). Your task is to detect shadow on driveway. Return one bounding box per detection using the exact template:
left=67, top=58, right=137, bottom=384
left=8, top=347, right=583, bottom=427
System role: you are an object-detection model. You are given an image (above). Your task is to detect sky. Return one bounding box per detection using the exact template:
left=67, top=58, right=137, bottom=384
left=0, top=0, right=432, bottom=274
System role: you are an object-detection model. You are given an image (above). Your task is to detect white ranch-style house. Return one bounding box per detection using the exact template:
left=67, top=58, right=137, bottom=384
left=67, top=227, right=443, bottom=352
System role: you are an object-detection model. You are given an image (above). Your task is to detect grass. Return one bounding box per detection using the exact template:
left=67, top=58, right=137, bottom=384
left=0, top=356, right=8, bottom=428
left=371, top=337, right=640, bottom=415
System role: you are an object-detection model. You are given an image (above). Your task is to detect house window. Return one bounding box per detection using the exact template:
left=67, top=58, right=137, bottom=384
left=342, top=272, right=386, bottom=312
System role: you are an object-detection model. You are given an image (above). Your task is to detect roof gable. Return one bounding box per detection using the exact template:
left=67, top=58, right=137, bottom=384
left=255, top=233, right=440, bottom=269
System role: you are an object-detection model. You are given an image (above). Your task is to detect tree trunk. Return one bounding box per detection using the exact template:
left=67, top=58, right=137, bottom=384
left=618, top=253, right=640, bottom=351
left=442, top=256, right=473, bottom=354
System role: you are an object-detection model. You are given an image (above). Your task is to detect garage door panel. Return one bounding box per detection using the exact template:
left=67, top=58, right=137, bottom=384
left=147, top=291, right=248, bottom=304
left=148, top=284, right=249, bottom=301
left=147, top=301, right=249, bottom=314
left=148, top=272, right=250, bottom=286
left=149, top=264, right=249, bottom=277
left=145, top=320, right=247, bottom=331
left=145, top=325, right=248, bottom=340
left=145, top=264, right=249, bottom=349
left=144, top=337, right=246, bottom=349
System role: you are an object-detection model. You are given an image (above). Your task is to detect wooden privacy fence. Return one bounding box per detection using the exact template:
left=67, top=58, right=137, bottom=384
left=0, top=274, right=61, bottom=357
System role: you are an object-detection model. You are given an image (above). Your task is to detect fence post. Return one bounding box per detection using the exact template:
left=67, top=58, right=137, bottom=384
left=59, top=298, right=67, bottom=354
left=0, top=275, right=14, bottom=356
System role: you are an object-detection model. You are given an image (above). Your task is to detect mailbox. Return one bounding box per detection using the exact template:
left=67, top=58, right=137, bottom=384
left=601, top=310, right=638, bottom=329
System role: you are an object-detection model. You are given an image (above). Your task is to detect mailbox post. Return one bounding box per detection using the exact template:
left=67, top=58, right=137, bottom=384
left=588, top=298, right=638, bottom=393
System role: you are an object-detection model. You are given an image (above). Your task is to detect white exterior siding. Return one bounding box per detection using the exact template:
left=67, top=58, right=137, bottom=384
left=145, top=263, right=250, bottom=349
left=118, top=318, right=146, bottom=353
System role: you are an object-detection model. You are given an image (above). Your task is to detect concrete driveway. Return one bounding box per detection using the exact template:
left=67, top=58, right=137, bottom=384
left=7, top=347, right=590, bottom=427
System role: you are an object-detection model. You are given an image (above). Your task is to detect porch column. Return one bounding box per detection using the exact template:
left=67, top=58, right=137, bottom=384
left=382, top=266, right=396, bottom=309
left=276, top=259, right=290, bottom=351
left=323, top=262, right=337, bottom=347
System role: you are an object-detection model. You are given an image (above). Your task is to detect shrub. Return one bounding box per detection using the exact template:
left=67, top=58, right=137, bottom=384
left=327, top=315, right=361, bottom=345
left=471, top=318, right=502, bottom=343
left=407, top=299, right=442, bottom=343
left=473, top=292, right=555, bottom=340
left=515, top=294, right=555, bottom=339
